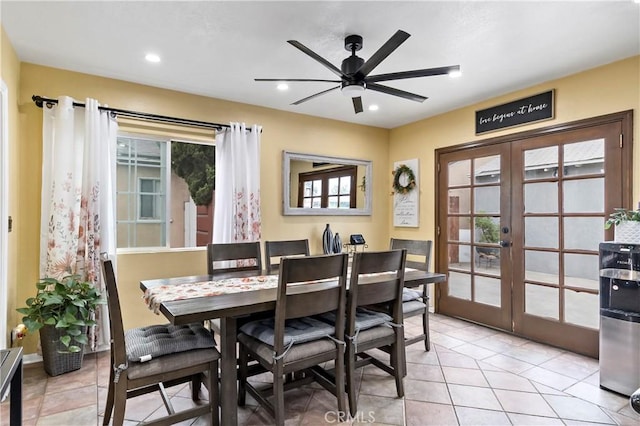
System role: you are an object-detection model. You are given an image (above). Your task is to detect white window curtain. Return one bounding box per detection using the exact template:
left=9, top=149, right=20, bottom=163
left=213, top=122, right=262, bottom=243
left=40, top=96, right=118, bottom=351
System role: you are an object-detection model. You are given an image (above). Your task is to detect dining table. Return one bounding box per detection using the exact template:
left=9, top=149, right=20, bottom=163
left=140, top=268, right=447, bottom=426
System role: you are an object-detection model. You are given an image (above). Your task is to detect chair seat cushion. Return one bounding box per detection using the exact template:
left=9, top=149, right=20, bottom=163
left=238, top=332, right=338, bottom=365
left=319, top=307, right=392, bottom=332
left=402, top=288, right=422, bottom=302
left=403, top=300, right=427, bottom=315
left=239, top=316, right=335, bottom=346
left=125, top=323, right=215, bottom=363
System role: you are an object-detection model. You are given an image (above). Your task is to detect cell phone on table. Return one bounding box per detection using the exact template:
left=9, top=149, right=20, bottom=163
left=350, top=234, right=366, bottom=245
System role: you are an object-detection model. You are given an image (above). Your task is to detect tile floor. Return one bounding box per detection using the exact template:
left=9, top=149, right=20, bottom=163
left=2, top=313, right=639, bottom=425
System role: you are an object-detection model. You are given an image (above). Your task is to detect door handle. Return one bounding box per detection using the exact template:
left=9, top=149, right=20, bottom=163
left=500, top=240, right=512, bottom=248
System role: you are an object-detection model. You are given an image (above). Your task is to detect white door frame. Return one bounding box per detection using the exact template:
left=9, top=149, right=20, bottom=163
left=0, top=80, right=9, bottom=349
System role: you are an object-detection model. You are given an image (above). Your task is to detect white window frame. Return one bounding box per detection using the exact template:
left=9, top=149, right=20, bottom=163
left=137, top=177, right=163, bottom=222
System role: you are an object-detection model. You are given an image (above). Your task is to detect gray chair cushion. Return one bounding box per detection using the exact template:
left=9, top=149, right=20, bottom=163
left=239, top=316, right=335, bottom=346
left=125, top=323, right=215, bottom=363
left=319, top=307, right=392, bottom=332
left=402, top=288, right=422, bottom=302
left=237, top=332, right=337, bottom=365
left=403, top=300, right=427, bottom=315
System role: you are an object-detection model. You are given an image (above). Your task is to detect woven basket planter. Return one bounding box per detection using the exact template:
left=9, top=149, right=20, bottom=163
left=39, top=325, right=86, bottom=376
left=614, top=221, right=640, bottom=244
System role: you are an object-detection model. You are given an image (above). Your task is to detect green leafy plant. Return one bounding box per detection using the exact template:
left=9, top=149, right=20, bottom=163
left=604, top=208, right=640, bottom=229
left=475, top=216, right=500, bottom=243
left=17, top=275, right=104, bottom=353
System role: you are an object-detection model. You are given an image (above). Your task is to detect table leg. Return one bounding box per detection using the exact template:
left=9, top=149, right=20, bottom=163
left=220, top=317, right=237, bottom=426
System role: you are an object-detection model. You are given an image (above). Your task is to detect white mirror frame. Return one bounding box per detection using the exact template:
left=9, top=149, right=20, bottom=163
left=283, top=151, right=372, bottom=216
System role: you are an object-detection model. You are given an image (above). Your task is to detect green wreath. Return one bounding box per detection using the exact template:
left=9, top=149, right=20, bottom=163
left=392, top=164, right=416, bottom=195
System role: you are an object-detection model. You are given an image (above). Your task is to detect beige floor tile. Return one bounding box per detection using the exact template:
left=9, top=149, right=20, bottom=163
left=454, top=406, right=511, bottom=425
left=563, top=381, right=629, bottom=411
left=448, top=384, right=502, bottom=411
left=507, top=412, right=564, bottom=425
left=404, top=379, right=451, bottom=404
left=538, top=352, right=599, bottom=381
left=483, top=370, right=537, bottom=392
left=442, top=366, right=489, bottom=387
left=437, top=351, right=479, bottom=369
left=428, top=332, right=466, bottom=350
left=542, top=394, right=616, bottom=424
left=354, top=394, right=404, bottom=425
left=38, top=384, right=97, bottom=418
left=405, top=362, right=445, bottom=382
left=449, top=343, right=497, bottom=361
left=359, top=373, right=401, bottom=398
left=520, top=366, right=578, bottom=391
left=35, top=404, right=97, bottom=426
left=481, top=354, right=535, bottom=374
left=493, top=389, right=556, bottom=417
left=405, top=400, right=458, bottom=426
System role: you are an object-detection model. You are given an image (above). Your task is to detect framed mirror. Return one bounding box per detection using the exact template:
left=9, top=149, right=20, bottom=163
left=283, top=151, right=372, bottom=216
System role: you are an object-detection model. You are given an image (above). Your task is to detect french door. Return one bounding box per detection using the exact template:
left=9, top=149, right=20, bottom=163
left=435, top=112, right=632, bottom=357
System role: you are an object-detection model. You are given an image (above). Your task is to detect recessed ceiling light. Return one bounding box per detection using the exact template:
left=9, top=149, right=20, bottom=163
left=145, top=53, right=161, bottom=63
left=368, top=105, right=379, bottom=111
left=277, top=83, right=289, bottom=91
left=449, top=70, right=462, bottom=78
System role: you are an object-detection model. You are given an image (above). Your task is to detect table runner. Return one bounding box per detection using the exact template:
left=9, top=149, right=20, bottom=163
left=144, top=268, right=417, bottom=314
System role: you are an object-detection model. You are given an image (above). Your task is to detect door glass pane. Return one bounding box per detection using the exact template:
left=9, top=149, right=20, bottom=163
left=476, top=276, right=501, bottom=307
left=474, top=155, right=500, bottom=184
left=525, top=284, right=559, bottom=320
left=474, top=186, right=500, bottom=214
left=449, top=160, right=471, bottom=186
left=475, top=216, right=500, bottom=245
left=475, top=249, right=500, bottom=275
left=563, top=139, right=604, bottom=177
left=563, top=178, right=604, bottom=213
left=328, top=177, right=339, bottom=195
left=525, top=250, right=558, bottom=284
left=565, top=289, right=599, bottom=329
left=524, top=146, right=558, bottom=180
left=564, top=253, right=599, bottom=290
left=448, top=217, right=471, bottom=243
left=448, top=243, right=471, bottom=271
left=525, top=217, right=558, bottom=248
left=448, top=271, right=471, bottom=300
left=524, top=182, right=557, bottom=213
left=448, top=189, right=470, bottom=214
left=563, top=217, right=605, bottom=251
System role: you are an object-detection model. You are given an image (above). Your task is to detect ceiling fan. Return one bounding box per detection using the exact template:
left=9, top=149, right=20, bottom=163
left=255, top=30, right=460, bottom=114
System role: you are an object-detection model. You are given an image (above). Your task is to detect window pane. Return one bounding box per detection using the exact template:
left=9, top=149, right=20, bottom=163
left=448, top=217, right=471, bottom=243
left=448, top=188, right=470, bottom=214
left=563, top=139, right=604, bottom=177
left=328, top=177, right=339, bottom=195
left=448, top=160, right=470, bottom=186
left=525, top=284, right=558, bottom=320
left=564, top=253, right=599, bottom=290
left=338, top=195, right=350, bottom=208
left=524, top=182, right=557, bottom=213
left=448, top=243, right=471, bottom=271
left=563, top=217, right=605, bottom=251
left=312, top=180, right=322, bottom=196
left=525, top=217, right=558, bottom=249
left=563, top=178, right=604, bottom=213
left=525, top=250, right=558, bottom=284
left=448, top=271, right=471, bottom=300
left=474, top=155, right=500, bottom=184
left=339, top=176, right=351, bottom=193
left=474, top=186, right=500, bottom=214
left=524, top=146, right=558, bottom=180
left=565, top=289, right=599, bottom=329
left=475, top=276, right=501, bottom=307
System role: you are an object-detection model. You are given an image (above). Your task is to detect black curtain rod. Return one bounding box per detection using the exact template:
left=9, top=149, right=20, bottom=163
left=32, top=95, right=251, bottom=132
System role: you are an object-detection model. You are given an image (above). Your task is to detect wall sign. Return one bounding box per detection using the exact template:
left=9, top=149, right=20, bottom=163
left=475, top=90, right=554, bottom=134
left=393, top=158, right=419, bottom=227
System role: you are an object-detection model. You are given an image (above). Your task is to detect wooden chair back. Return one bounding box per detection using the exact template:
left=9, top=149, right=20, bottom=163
left=207, top=242, right=262, bottom=275
left=100, top=256, right=128, bottom=372
left=264, top=239, right=310, bottom=273
left=389, top=238, right=432, bottom=271
left=273, top=253, right=349, bottom=355
left=347, top=249, right=407, bottom=334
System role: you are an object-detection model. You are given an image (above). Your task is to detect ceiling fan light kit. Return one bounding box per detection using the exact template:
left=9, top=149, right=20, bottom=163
left=255, top=30, right=460, bottom=114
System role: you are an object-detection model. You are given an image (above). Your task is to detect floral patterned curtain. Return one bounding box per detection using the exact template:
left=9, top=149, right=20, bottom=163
left=212, top=123, right=262, bottom=245
left=40, top=96, right=118, bottom=351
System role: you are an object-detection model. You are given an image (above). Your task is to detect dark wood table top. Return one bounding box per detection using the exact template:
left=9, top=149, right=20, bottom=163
left=140, top=269, right=446, bottom=326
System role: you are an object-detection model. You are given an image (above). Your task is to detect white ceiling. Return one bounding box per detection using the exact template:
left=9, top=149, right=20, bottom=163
left=2, top=1, right=639, bottom=129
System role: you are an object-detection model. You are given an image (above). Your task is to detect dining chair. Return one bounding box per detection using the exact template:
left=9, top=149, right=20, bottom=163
left=206, top=241, right=263, bottom=275
left=342, top=249, right=407, bottom=416
left=264, top=239, right=310, bottom=273
left=236, top=253, right=349, bottom=426
left=389, top=238, right=433, bottom=351
left=100, top=257, right=220, bottom=426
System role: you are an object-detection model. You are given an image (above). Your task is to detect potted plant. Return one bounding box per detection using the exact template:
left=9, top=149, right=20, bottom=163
left=17, top=275, right=104, bottom=376
left=605, top=207, right=640, bottom=243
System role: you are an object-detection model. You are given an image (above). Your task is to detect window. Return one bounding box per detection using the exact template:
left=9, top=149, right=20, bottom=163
left=116, top=133, right=215, bottom=249
left=297, top=166, right=356, bottom=209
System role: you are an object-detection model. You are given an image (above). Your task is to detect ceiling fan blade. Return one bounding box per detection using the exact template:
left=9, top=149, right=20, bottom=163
left=366, top=82, right=427, bottom=103
left=255, top=78, right=341, bottom=83
left=352, top=97, right=363, bottom=114
left=291, top=86, right=341, bottom=105
left=366, top=65, right=461, bottom=83
left=355, top=30, right=410, bottom=79
left=288, top=40, right=346, bottom=78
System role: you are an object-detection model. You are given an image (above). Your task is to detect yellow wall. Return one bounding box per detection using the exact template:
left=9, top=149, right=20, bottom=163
left=388, top=56, right=640, bottom=247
